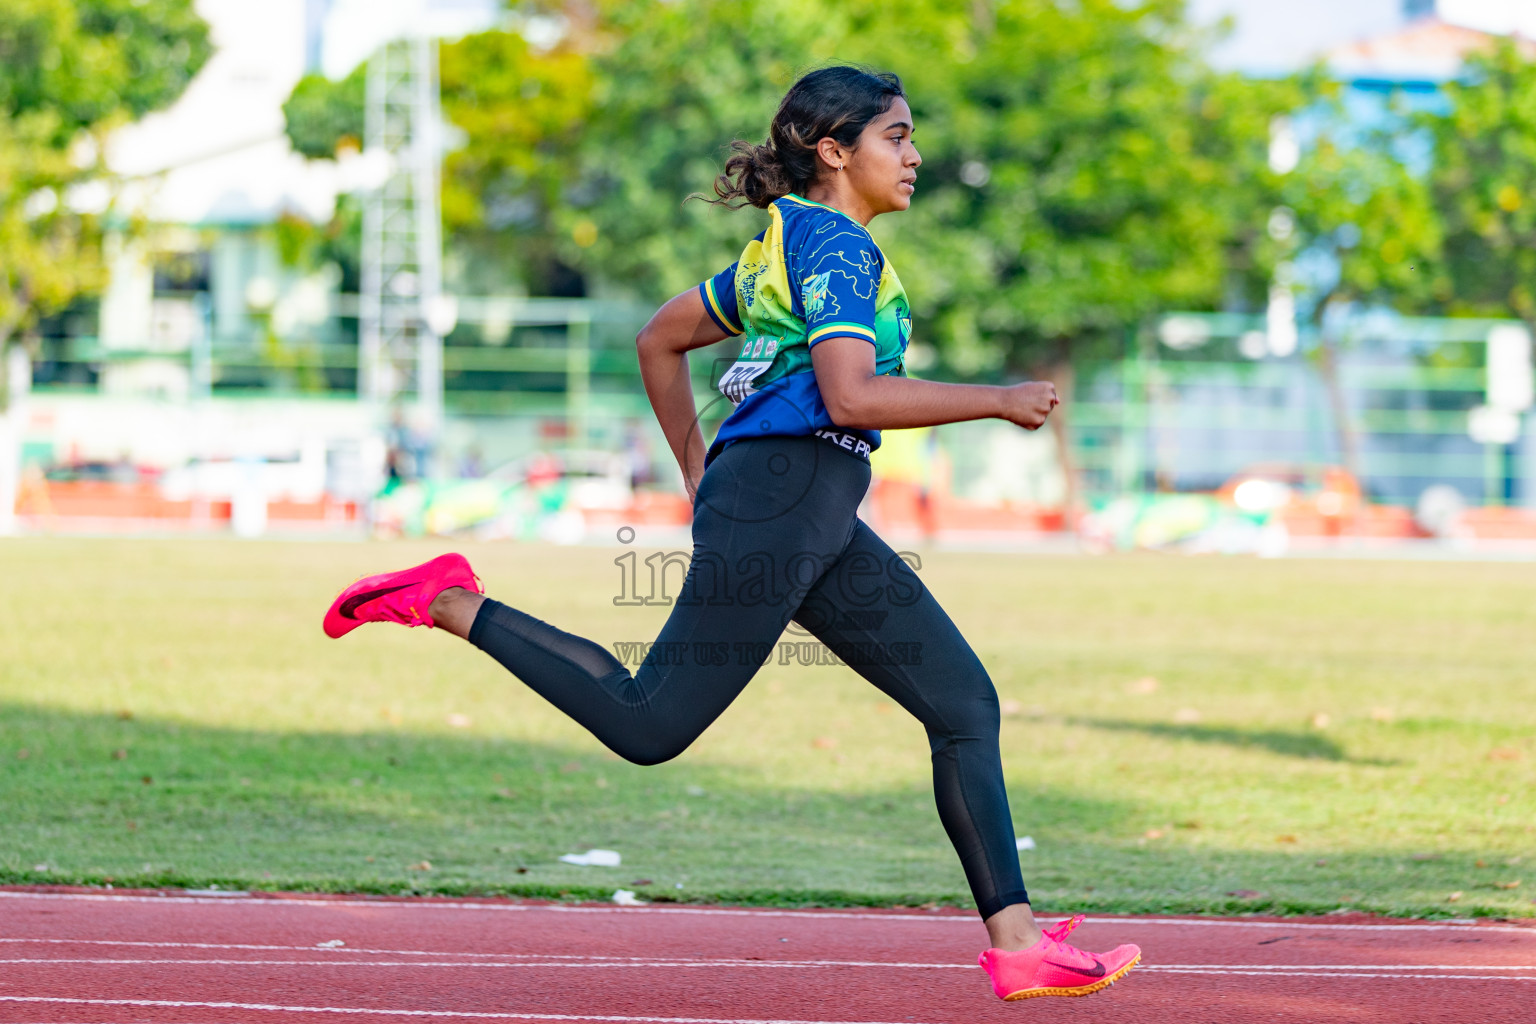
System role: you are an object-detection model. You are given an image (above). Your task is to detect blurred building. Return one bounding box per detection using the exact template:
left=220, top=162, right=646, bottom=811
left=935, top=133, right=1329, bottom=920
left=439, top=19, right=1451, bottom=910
left=1193, top=0, right=1536, bottom=75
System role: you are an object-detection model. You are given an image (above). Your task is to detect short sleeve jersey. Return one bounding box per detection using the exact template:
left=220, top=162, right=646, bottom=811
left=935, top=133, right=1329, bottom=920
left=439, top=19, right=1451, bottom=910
left=696, top=193, right=912, bottom=469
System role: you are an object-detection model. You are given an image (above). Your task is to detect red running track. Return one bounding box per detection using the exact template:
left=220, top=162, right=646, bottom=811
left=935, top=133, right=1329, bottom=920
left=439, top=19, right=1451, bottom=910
left=0, top=888, right=1532, bottom=1024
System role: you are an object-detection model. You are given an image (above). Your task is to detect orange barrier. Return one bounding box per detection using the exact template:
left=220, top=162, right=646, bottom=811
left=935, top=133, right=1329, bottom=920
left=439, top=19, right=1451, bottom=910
left=17, top=480, right=359, bottom=527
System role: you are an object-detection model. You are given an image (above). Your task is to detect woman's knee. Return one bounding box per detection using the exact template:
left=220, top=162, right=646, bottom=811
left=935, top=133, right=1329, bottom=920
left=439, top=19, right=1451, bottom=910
left=925, top=676, right=1001, bottom=749
left=610, top=730, right=695, bottom=767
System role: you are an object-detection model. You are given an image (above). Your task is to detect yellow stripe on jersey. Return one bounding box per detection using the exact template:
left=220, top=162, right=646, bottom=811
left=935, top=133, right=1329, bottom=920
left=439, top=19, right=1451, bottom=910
left=808, top=322, right=877, bottom=344
left=705, top=279, right=742, bottom=334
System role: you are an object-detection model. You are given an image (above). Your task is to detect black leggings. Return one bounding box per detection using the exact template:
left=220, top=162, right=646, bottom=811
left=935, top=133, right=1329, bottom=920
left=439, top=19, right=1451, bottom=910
left=467, top=433, right=1029, bottom=919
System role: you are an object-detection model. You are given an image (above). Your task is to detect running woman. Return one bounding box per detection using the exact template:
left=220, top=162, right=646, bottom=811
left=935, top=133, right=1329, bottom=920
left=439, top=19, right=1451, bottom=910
left=324, top=65, right=1140, bottom=1002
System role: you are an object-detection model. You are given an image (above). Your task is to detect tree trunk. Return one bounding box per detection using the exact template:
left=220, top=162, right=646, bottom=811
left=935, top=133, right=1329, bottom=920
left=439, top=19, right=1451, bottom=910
left=1315, top=331, right=1361, bottom=479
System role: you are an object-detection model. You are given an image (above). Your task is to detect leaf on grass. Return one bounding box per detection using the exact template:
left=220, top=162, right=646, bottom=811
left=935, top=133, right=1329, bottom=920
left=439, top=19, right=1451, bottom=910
left=1276, top=834, right=1298, bottom=844
left=1495, top=880, right=1521, bottom=890
left=409, top=860, right=432, bottom=871
left=446, top=713, right=472, bottom=729
left=141, top=775, right=153, bottom=786
left=999, top=699, right=1023, bottom=716
left=559, top=760, right=583, bottom=773
left=812, top=736, right=837, bottom=750
left=1370, top=707, right=1394, bottom=723
left=1173, top=708, right=1201, bottom=724
left=1310, top=713, right=1330, bottom=729
left=1226, top=889, right=1261, bottom=899
left=1126, top=677, right=1159, bottom=695
left=112, top=749, right=127, bottom=760
left=1144, top=829, right=1165, bottom=840
left=1488, top=748, right=1523, bottom=762
left=1446, top=891, right=1463, bottom=902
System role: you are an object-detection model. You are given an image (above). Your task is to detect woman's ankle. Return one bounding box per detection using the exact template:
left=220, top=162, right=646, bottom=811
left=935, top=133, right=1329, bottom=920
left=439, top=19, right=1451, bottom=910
left=983, top=902, right=1044, bottom=951
left=429, top=587, right=485, bottom=639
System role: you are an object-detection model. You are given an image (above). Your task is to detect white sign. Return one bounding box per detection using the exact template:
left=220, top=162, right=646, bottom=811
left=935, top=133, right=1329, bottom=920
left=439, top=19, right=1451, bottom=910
left=1468, top=404, right=1521, bottom=446
left=1487, top=323, right=1533, bottom=412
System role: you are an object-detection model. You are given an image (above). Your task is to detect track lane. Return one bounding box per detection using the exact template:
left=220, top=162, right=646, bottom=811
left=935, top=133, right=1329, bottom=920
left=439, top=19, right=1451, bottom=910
left=2, top=889, right=1531, bottom=1023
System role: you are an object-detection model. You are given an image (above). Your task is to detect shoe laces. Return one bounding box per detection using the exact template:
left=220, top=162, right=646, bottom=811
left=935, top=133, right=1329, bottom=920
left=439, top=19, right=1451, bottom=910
left=1043, top=913, right=1085, bottom=945
left=1040, top=914, right=1096, bottom=964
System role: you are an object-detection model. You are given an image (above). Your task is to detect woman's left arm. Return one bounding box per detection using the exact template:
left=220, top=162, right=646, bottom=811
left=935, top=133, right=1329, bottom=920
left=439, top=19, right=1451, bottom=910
left=810, top=337, right=1058, bottom=432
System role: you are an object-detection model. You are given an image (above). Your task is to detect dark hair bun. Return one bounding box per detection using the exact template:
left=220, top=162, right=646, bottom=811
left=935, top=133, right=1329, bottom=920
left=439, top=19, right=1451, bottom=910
left=708, top=65, right=905, bottom=209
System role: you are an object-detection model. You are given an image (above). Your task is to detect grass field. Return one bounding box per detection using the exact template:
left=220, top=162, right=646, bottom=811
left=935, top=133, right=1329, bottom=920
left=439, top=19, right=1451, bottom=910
left=1, top=537, right=1532, bottom=919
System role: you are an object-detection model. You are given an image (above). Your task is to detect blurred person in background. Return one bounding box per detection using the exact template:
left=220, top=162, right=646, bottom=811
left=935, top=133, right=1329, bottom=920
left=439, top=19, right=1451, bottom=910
left=323, top=65, right=1137, bottom=1003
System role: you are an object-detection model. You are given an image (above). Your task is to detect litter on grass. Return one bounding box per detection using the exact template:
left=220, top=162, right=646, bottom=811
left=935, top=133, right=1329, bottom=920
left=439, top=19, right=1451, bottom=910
left=559, top=849, right=622, bottom=867
left=612, top=889, right=648, bottom=906
left=1015, top=836, right=1036, bottom=851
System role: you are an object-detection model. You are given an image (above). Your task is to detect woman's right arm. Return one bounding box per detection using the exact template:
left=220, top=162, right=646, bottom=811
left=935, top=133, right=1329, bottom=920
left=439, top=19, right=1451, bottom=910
left=635, top=288, right=732, bottom=502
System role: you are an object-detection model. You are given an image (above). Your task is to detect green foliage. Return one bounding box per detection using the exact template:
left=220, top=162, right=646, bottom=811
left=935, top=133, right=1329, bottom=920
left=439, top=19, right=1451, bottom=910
left=1426, top=40, right=1536, bottom=321
left=438, top=24, right=597, bottom=295
left=1275, top=84, right=1442, bottom=325
left=282, top=65, right=366, bottom=160
left=862, top=0, right=1293, bottom=375
left=436, top=0, right=1298, bottom=377
left=0, top=0, right=210, bottom=356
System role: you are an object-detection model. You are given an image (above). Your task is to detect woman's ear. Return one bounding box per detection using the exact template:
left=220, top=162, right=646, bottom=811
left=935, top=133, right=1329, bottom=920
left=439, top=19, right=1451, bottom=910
left=815, top=136, right=845, bottom=173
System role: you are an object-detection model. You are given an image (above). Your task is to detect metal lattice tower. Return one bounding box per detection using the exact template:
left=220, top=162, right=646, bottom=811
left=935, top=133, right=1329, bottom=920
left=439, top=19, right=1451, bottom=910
left=359, top=33, right=444, bottom=427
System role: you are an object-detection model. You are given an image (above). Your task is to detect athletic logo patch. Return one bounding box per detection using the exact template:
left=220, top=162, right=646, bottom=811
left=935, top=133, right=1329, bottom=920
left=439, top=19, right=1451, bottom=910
left=339, top=582, right=414, bottom=619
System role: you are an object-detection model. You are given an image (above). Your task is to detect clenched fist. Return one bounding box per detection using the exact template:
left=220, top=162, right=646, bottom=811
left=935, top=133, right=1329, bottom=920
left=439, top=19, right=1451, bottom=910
left=999, top=381, right=1060, bottom=430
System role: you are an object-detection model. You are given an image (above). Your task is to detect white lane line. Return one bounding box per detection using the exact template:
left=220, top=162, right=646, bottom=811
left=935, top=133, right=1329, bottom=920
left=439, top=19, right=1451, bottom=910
left=2, top=891, right=1531, bottom=935
left=0, top=997, right=931, bottom=1024
left=7, top=939, right=964, bottom=966
left=0, top=957, right=965, bottom=970
left=1152, top=964, right=1536, bottom=971
left=4, top=956, right=1533, bottom=976
left=8, top=939, right=1536, bottom=974
left=1141, top=968, right=1536, bottom=981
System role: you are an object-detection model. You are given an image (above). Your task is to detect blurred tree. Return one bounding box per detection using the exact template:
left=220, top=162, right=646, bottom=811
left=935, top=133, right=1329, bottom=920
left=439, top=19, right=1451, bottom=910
left=1425, top=40, right=1536, bottom=324
left=438, top=19, right=598, bottom=297
left=0, top=0, right=211, bottom=378
left=1271, top=84, right=1442, bottom=478
left=281, top=64, right=366, bottom=161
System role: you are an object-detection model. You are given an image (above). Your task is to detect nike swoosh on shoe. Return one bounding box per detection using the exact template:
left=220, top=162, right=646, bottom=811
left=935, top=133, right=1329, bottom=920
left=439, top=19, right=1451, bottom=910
left=1042, top=959, right=1107, bottom=978
left=339, top=582, right=415, bottom=619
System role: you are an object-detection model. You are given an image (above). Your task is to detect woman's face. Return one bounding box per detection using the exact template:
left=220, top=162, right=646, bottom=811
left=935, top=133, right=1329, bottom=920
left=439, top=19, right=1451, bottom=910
left=844, top=96, right=921, bottom=216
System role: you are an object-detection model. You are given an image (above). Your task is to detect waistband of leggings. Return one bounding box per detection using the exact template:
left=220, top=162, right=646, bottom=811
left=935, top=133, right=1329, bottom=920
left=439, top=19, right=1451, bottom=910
left=809, top=428, right=872, bottom=462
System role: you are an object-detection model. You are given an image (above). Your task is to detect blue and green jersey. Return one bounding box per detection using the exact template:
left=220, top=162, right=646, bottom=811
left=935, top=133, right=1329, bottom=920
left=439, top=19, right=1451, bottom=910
left=696, top=193, right=911, bottom=468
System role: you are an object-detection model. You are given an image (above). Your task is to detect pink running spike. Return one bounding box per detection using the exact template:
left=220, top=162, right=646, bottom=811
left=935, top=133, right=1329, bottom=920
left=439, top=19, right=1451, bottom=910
left=322, top=552, right=483, bottom=639
left=977, top=915, right=1140, bottom=1000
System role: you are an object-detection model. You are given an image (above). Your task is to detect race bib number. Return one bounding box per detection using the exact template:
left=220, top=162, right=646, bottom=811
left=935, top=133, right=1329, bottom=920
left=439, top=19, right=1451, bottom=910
left=718, top=360, right=772, bottom=404
left=716, top=336, right=779, bottom=405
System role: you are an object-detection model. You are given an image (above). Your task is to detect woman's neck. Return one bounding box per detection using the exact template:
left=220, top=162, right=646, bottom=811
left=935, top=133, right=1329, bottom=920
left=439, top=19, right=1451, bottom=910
left=802, top=180, right=874, bottom=227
